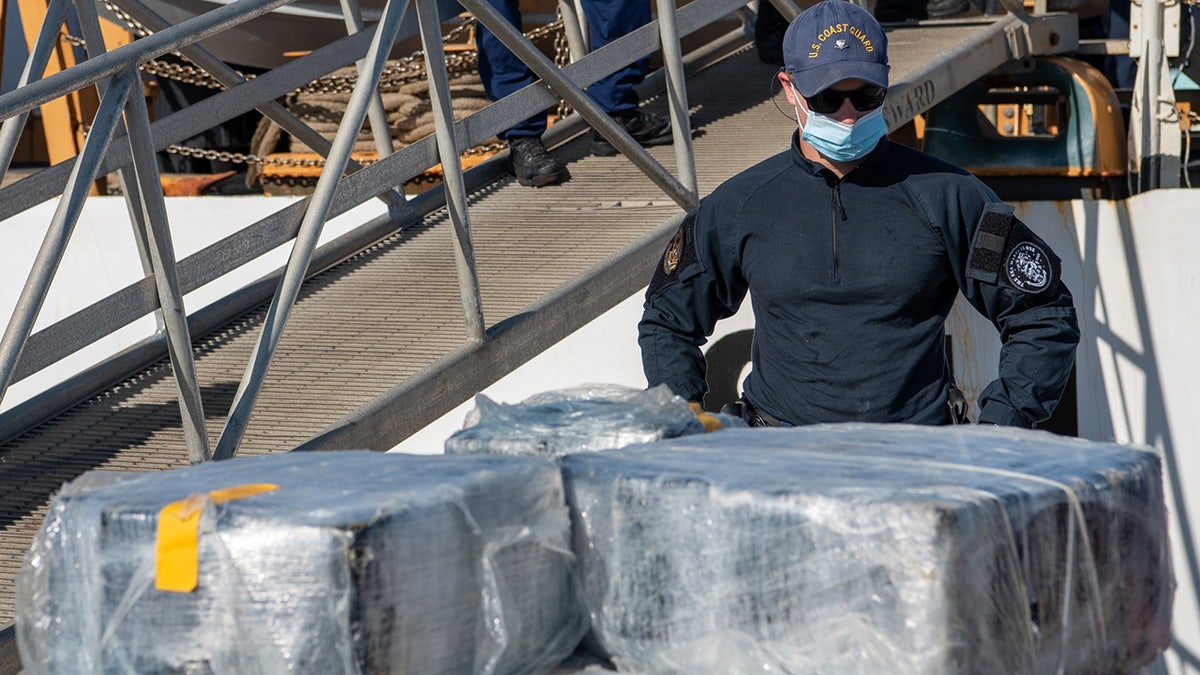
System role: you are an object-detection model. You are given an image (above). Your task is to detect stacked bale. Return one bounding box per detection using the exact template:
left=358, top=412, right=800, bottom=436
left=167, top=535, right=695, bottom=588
left=16, top=451, right=585, bottom=674
left=561, top=425, right=1174, bottom=674
left=445, top=384, right=718, bottom=457
left=15, top=389, right=1174, bottom=675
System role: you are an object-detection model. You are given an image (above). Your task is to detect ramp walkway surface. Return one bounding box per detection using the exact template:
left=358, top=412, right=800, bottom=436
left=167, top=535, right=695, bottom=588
left=0, top=12, right=1079, bottom=661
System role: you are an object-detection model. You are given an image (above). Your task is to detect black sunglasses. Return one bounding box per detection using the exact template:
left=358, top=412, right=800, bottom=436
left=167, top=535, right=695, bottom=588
left=803, top=85, right=887, bottom=114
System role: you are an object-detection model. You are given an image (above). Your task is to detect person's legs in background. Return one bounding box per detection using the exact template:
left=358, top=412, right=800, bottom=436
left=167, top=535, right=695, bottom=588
left=581, top=0, right=673, bottom=155
left=754, top=0, right=787, bottom=65
left=874, top=0, right=972, bottom=22
left=476, top=0, right=566, bottom=186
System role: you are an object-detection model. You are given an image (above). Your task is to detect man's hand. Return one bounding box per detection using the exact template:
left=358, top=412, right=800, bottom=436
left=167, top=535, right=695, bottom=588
left=688, top=401, right=724, bottom=433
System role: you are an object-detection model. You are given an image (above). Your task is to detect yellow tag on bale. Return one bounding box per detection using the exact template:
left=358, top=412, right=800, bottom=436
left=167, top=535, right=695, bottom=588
left=155, top=483, right=280, bottom=593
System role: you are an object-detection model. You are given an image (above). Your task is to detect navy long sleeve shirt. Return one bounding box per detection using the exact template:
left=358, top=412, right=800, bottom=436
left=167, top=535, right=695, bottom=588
left=639, top=136, right=1080, bottom=427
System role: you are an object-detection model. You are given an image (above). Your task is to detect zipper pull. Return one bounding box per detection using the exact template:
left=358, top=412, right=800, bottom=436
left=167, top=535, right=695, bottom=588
left=833, top=181, right=847, bottom=221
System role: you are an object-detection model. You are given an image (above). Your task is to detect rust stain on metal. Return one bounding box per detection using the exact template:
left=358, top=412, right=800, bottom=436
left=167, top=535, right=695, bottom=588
left=160, top=171, right=238, bottom=196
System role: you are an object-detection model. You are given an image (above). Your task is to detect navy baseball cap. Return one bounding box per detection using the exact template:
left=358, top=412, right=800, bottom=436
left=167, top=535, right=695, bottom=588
left=783, top=0, right=889, bottom=97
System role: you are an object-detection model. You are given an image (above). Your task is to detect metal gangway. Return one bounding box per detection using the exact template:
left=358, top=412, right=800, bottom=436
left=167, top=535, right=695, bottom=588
left=0, top=0, right=1120, bottom=663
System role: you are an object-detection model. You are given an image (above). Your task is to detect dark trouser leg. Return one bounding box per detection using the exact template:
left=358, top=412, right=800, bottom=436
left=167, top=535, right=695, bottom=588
left=874, top=0, right=971, bottom=21
left=475, top=0, right=547, bottom=138
left=580, top=0, right=651, bottom=113
left=754, top=1, right=786, bottom=65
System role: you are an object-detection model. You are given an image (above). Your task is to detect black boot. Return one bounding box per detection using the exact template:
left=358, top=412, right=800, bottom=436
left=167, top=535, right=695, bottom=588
left=507, top=136, right=565, bottom=187
left=590, top=109, right=674, bottom=157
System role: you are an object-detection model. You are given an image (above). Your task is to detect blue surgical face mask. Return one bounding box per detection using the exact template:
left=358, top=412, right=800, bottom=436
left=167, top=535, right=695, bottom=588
left=790, top=85, right=887, bottom=162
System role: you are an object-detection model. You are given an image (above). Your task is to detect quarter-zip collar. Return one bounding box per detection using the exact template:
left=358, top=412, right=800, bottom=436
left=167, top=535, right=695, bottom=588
left=788, top=131, right=891, bottom=180
left=789, top=132, right=867, bottom=283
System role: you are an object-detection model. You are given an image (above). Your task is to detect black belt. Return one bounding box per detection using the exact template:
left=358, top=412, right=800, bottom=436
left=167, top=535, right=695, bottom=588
left=720, top=398, right=784, bottom=427
left=725, top=389, right=968, bottom=427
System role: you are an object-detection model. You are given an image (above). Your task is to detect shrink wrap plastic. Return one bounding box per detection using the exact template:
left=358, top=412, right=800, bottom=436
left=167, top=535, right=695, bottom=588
left=16, top=451, right=586, bottom=675
left=446, top=384, right=720, bottom=456
left=561, top=424, right=1174, bottom=675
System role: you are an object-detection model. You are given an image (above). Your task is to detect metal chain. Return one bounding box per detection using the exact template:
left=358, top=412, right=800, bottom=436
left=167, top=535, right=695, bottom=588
left=141, top=59, right=248, bottom=89
left=297, top=19, right=482, bottom=95
left=164, top=136, right=508, bottom=169
left=100, top=0, right=153, bottom=38
left=165, top=144, right=333, bottom=168
left=81, top=4, right=559, bottom=94
left=80, top=3, right=561, bottom=169
left=554, top=5, right=573, bottom=120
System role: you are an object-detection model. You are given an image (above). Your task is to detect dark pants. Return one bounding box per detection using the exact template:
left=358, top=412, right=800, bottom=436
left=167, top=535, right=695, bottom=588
left=475, top=0, right=651, bottom=138
left=873, top=0, right=971, bottom=22
left=753, top=1, right=786, bottom=66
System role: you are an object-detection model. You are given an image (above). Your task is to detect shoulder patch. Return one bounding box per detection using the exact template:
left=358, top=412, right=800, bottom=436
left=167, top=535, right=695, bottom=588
left=647, top=214, right=700, bottom=298
left=662, top=228, right=684, bottom=275
left=1005, top=241, right=1052, bottom=292
left=966, top=204, right=1061, bottom=295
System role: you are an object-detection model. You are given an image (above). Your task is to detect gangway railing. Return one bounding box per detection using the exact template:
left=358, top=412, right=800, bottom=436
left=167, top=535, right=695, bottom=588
left=0, top=0, right=744, bottom=461
left=1, top=0, right=1142, bottom=467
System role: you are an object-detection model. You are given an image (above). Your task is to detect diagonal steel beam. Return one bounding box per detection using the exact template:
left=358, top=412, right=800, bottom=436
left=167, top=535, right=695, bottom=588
left=656, top=0, right=697, bottom=196
left=416, top=0, right=484, bottom=342
left=80, top=0, right=209, bottom=460
left=76, top=0, right=168, bottom=335
left=340, top=0, right=397, bottom=159
left=211, top=0, right=412, bottom=460
left=0, top=74, right=134, bottom=405
left=120, top=79, right=212, bottom=462
left=0, top=0, right=73, bottom=177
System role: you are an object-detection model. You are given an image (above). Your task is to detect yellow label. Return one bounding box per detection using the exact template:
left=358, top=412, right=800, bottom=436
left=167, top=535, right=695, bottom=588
left=155, top=483, right=279, bottom=593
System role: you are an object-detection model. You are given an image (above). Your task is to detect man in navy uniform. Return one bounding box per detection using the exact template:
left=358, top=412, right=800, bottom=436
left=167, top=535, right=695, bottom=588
left=639, top=0, right=1079, bottom=428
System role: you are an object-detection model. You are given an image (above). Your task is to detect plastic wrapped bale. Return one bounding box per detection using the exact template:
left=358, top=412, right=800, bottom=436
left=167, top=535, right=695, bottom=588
left=561, top=424, right=1174, bottom=675
left=445, top=384, right=725, bottom=456
left=16, top=451, right=587, bottom=675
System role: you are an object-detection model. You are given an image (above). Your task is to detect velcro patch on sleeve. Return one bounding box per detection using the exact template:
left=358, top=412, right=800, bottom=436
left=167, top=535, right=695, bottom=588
left=647, top=213, right=699, bottom=298
left=966, top=204, right=1060, bottom=294
left=966, top=203, right=1015, bottom=284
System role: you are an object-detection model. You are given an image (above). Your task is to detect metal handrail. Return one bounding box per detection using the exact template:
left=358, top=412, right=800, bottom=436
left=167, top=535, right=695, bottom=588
left=211, top=0, right=412, bottom=459
left=0, top=0, right=747, bottom=459
left=0, top=0, right=401, bottom=462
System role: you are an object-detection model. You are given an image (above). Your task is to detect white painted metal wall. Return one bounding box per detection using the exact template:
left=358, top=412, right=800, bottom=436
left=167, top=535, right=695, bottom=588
left=949, top=194, right=1200, bottom=452
left=0, top=195, right=386, bottom=411
left=961, top=193, right=1200, bottom=675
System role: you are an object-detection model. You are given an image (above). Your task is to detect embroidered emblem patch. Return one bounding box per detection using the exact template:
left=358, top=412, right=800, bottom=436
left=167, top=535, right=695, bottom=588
left=1005, top=242, right=1051, bottom=292
left=663, top=229, right=684, bottom=274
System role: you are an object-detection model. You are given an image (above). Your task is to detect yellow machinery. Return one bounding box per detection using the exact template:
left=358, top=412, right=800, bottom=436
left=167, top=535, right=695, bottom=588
left=922, top=56, right=1127, bottom=196
left=2, top=0, right=133, bottom=191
